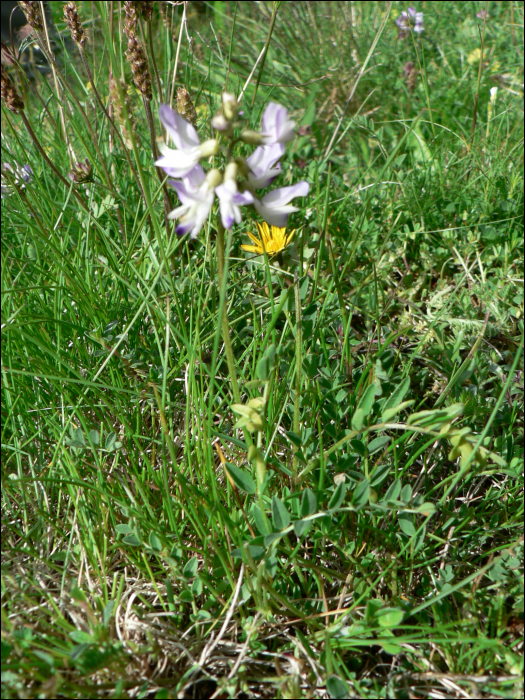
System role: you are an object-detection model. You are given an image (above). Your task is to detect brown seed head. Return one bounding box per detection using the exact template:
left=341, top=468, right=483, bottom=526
left=1, top=64, right=24, bottom=113
left=126, top=35, right=152, bottom=100
left=137, top=1, right=154, bottom=22
left=109, top=76, right=140, bottom=149
left=123, top=1, right=140, bottom=38
left=17, top=1, right=44, bottom=32
left=159, top=1, right=177, bottom=39
left=63, top=2, right=86, bottom=48
left=176, top=87, right=197, bottom=127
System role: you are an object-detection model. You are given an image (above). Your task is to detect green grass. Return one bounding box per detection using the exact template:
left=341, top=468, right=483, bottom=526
left=1, top=2, right=523, bottom=698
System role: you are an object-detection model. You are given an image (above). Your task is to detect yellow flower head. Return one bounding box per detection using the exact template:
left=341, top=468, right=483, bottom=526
left=241, top=222, right=295, bottom=256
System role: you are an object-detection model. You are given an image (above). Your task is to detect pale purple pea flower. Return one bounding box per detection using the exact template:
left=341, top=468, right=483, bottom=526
left=167, top=168, right=222, bottom=239
left=396, top=7, right=424, bottom=37
left=253, top=181, right=310, bottom=227
left=216, top=180, right=254, bottom=229
left=155, top=104, right=218, bottom=178
left=261, top=102, right=296, bottom=145
left=246, top=143, right=284, bottom=188
left=1, top=162, right=33, bottom=196
left=156, top=100, right=310, bottom=236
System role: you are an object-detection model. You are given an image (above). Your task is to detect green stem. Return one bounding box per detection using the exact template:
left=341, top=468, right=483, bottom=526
left=292, top=271, right=302, bottom=485
left=251, top=1, right=281, bottom=107
left=216, top=222, right=254, bottom=449
left=216, top=223, right=241, bottom=404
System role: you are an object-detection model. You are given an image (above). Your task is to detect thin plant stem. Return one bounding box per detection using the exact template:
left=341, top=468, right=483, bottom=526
left=143, top=96, right=172, bottom=232
left=32, top=29, right=125, bottom=232
left=216, top=222, right=241, bottom=404
left=147, top=19, right=164, bottom=101
left=292, top=270, right=302, bottom=485
left=19, top=112, right=88, bottom=211
left=251, top=1, right=281, bottom=107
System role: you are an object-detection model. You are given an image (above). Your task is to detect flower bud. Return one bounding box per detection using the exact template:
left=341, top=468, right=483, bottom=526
left=222, top=92, right=238, bottom=120
left=68, top=158, right=93, bottom=184
left=223, top=162, right=238, bottom=183
left=234, top=156, right=250, bottom=179
left=198, top=139, right=220, bottom=159
left=204, top=168, right=223, bottom=189
left=211, top=112, right=230, bottom=132
left=240, top=130, right=263, bottom=146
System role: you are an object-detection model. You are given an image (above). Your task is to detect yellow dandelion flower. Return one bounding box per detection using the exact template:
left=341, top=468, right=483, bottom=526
left=241, top=222, right=295, bottom=256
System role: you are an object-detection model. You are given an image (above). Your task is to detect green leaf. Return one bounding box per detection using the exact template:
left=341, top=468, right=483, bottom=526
left=264, top=532, right=284, bottom=547
left=286, top=431, right=302, bottom=448
left=398, top=513, right=416, bottom=536
left=272, top=496, right=291, bottom=530
left=244, top=379, right=263, bottom=391
left=104, top=431, right=121, bottom=451
left=265, top=556, right=278, bottom=577
left=352, top=479, right=370, bottom=509
left=256, top=344, right=276, bottom=381
left=370, top=462, right=390, bottom=488
left=122, top=533, right=141, bottom=546
left=103, top=600, right=114, bottom=626
left=378, top=639, right=402, bottom=654
left=416, top=502, right=436, bottom=515
left=381, top=400, right=414, bottom=423
left=252, top=505, right=269, bottom=535
left=88, top=430, right=100, bottom=446
left=301, top=488, right=317, bottom=516
left=376, top=608, right=404, bottom=628
left=326, top=675, right=349, bottom=699
left=224, top=463, right=256, bottom=495
left=408, top=403, right=463, bottom=427
left=232, top=545, right=265, bottom=560
left=293, top=519, right=312, bottom=537
left=183, top=558, right=199, bottom=579
left=328, top=481, right=347, bottom=510
left=149, top=532, right=162, bottom=552
left=1, top=641, right=13, bottom=663
left=350, top=439, right=366, bottom=457
left=351, top=408, right=366, bottom=432
left=70, top=587, right=88, bottom=603
left=382, top=378, right=410, bottom=414
left=191, top=577, right=203, bottom=596
left=65, top=439, right=86, bottom=449
left=383, top=479, right=401, bottom=502
left=351, top=383, right=378, bottom=430
left=368, top=436, right=391, bottom=454
left=400, top=484, right=412, bottom=504
left=413, top=524, right=426, bottom=553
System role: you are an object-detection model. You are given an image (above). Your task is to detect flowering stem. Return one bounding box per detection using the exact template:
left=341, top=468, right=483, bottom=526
left=216, top=222, right=242, bottom=405
left=292, top=271, right=302, bottom=485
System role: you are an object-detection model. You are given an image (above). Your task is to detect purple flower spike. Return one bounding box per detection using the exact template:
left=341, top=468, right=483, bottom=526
left=253, top=181, right=310, bottom=228
left=261, top=102, right=296, bottom=145
left=246, top=143, right=284, bottom=189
